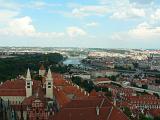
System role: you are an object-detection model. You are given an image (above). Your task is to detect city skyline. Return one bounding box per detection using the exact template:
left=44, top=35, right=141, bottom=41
left=0, top=0, right=160, bottom=48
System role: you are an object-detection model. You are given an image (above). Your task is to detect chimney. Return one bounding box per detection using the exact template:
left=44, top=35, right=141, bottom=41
left=96, top=106, right=100, bottom=116
left=81, top=88, right=83, bottom=92
left=76, top=85, right=79, bottom=89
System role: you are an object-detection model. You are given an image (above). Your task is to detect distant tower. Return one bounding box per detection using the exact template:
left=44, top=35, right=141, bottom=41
left=26, top=68, right=33, bottom=97
left=39, top=64, right=46, bottom=76
left=46, top=68, right=53, bottom=99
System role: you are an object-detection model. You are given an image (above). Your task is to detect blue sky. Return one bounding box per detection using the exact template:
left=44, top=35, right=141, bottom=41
left=0, top=0, right=160, bottom=48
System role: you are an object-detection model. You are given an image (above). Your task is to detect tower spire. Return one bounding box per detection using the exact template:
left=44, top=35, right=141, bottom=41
left=46, top=68, right=52, bottom=81
left=26, top=68, right=31, bottom=81
left=39, top=64, right=46, bottom=76
left=46, top=68, right=53, bottom=99
left=26, top=68, right=32, bottom=97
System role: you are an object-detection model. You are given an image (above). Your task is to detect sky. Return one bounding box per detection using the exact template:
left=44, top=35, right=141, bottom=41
left=0, top=0, right=160, bottom=48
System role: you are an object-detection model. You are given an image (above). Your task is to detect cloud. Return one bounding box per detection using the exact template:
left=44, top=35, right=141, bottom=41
left=128, top=22, right=160, bottom=39
left=86, top=22, right=99, bottom=27
left=0, top=0, right=22, bottom=10
left=111, top=22, right=160, bottom=41
left=71, top=5, right=108, bottom=18
left=0, top=10, right=19, bottom=23
left=28, top=1, right=61, bottom=9
left=99, top=0, right=146, bottom=20
left=0, top=16, right=88, bottom=40
left=29, top=1, right=48, bottom=9
left=151, top=9, right=160, bottom=22
left=10, top=16, right=35, bottom=33
left=0, top=16, right=35, bottom=36
left=0, top=16, right=65, bottom=38
left=66, top=26, right=87, bottom=37
left=111, top=7, right=145, bottom=20
left=129, top=0, right=154, bottom=4
left=0, top=0, right=61, bottom=12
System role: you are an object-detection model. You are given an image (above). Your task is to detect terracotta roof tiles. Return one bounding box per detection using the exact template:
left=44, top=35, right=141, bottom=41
left=52, top=98, right=129, bottom=120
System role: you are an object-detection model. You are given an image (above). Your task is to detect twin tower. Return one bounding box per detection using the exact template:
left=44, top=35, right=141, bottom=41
left=26, top=66, right=53, bottom=99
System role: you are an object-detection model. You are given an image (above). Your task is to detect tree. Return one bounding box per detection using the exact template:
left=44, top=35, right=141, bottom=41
left=139, top=113, right=153, bottom=120
left=71, top=77, right=94, bottom=93
left=142, top=85, right=148, bottom=89
left=108, top=75, right=117, bottom=81
left=0, top=53, right=64, bottom=82
left=133, top=62, right=139, bottom=68
left=155, top=79, right=160, bottom=84
left=71, top=76, right=82, bottom=86
left=123, top=107, right=132, bottom=118
left=154, top=116, right=160, bottom=120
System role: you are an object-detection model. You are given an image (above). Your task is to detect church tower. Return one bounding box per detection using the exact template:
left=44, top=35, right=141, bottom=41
left=26, top=68, right=33, bottom=97
left=46, top=68, right=53, bottom=99
left=39, top=64, right=46, bottom=76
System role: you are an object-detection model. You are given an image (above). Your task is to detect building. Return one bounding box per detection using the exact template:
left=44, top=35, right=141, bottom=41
left=39, top=64, right=46, bottom=76
left=0, top=66, right=129, bottom=120
left=52, top=98, right=129, bottom=120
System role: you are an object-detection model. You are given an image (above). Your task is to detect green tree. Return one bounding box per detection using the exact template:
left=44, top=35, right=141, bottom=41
left=123, top=107, right=132, bottom=118
left=154, top=116, right=160, bottom=120
left=0, top=53, right=64, bottom=82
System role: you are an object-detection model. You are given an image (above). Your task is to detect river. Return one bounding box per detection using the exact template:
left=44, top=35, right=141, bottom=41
left=63, top=56, right=86, bottom=65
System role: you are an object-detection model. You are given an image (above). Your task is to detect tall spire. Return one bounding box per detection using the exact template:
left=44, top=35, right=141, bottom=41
left=46, top=68, right=52, bottom=81
left=26, top=68, right=31, bottom=81
left=46, top=68, right=53, bottom=99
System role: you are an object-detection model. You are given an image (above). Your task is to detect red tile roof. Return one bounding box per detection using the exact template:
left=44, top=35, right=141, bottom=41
left=0, top=79, right=41, bottom=96
left=95, top=77, right=111, bottom=82
left=22, top=96, right=35, bottom=105
left=0, top=79, right=26, bottom=96
left=52, top=98, right=129, bottom=120
left=63, top=85, right=87, bottom=98
left=148, top=109, right=160, bottom=117
left=0, top=79, right=25, bottom=89
left=53, top=86, right=70, bottom=108
left=90, top=90, right=98, bottom=97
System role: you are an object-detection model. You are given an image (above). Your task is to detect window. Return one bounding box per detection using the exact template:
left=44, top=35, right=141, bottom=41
left=36, top=108, right=38, bottom=113
left=48, top=86, right=51, bottom=88
left=48, top=82, right=51, bottom=85
left=27, top=86, right=30, bottom=88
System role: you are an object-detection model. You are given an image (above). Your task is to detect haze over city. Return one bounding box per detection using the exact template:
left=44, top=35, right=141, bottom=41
left=0, top=0, right=160, bottom=48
